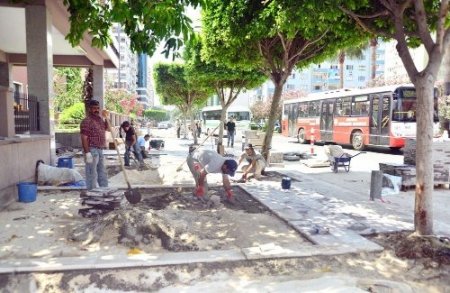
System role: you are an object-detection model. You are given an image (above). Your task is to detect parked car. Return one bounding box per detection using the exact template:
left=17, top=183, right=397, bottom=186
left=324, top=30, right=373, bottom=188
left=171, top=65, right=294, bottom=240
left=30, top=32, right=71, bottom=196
left=157, top=121, right=172, bottom=129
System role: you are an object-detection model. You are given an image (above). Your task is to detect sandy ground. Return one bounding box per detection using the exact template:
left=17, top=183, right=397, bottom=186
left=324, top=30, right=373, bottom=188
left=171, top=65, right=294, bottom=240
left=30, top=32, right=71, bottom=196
left=2, top=132, right=449, bottom=292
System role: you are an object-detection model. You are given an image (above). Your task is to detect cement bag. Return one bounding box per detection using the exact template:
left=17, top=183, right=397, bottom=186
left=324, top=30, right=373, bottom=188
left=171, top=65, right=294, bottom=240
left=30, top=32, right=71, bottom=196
left=37, top=162, right=83, bottom=186
left=381, top=174, right=402, bottom=196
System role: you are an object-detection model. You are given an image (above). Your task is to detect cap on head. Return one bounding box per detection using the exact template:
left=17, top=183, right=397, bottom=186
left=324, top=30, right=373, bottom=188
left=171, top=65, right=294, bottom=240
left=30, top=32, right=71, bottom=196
left=244, top=143, right=254, bottom=149
left=223, top=159, right=238, bottom=177
left=87, top=99, right=99, bottom=107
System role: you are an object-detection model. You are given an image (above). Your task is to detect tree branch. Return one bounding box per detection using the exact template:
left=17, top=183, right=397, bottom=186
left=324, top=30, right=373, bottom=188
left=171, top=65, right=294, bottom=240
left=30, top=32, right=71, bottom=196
left=414, top=0, right=434, bottom=54
left=435, top=0, right=449, bottom=48
left=339, top=5, right=393, bottom=38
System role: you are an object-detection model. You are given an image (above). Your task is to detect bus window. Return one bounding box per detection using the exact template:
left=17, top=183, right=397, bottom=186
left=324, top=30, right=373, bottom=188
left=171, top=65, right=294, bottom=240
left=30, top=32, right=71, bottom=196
left=309, top=101, right=320, bottom=117
left=352, top=95, right=369, bottom=116
left=336, top=97, right=351, bottom=116
left=298, top=102, right=308, bottom=117
left=229, top=111, right=250, bottom=121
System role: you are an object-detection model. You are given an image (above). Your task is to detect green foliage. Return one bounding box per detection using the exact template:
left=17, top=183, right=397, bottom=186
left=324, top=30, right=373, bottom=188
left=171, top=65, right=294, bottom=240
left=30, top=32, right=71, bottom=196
left=184, top=36, right=267, bottom=97
left=153, top=62, right=212, bottom=110
left=59, top=102, right=85, bottom=126
left=61, top=0, right=205, bottom=57
left=143, top=109, right=169, bottom=121
left=53, top=67, right=83, bottom=112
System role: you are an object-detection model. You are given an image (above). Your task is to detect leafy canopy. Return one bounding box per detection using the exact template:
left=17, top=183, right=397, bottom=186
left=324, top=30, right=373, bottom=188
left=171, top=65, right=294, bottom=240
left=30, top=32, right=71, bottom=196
left=62, top=0, right=205, bottom=57
left=202, top=0, right=368, bottom=73
left=153, top=62, right=213, bottom=108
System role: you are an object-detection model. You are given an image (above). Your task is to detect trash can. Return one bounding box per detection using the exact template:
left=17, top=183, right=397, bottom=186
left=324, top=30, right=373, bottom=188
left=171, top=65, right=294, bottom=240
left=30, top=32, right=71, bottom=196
left=57, top=157, right=74, bottom=169
left=17, top=182, right=37, bottom=203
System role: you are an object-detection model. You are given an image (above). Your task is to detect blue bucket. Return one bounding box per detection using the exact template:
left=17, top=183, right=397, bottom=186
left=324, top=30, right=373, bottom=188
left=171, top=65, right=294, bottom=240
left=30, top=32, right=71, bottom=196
left=17, top=182, right=37, bottom=203
left=57, top=157, right=74, bottom=169
left=281, top=177, right=291, bottom=190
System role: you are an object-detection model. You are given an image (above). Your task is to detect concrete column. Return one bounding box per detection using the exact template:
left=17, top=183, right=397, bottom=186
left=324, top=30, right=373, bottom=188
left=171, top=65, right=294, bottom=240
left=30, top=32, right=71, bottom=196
left=0, top=62, right=14, bottom=137
left=25, top=5, right=55, bottom=162
left=92, top=65, right=105, bottom=109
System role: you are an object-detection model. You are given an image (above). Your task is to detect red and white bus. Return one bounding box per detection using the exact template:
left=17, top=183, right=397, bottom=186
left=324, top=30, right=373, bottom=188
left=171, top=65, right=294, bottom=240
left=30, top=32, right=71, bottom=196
left=281, top=84, right=440, bottom=150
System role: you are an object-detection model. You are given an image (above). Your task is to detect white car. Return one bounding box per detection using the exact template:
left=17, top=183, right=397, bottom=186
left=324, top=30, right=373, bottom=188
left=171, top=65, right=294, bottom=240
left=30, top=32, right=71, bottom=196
left=157, top=121, right=172, bottom=129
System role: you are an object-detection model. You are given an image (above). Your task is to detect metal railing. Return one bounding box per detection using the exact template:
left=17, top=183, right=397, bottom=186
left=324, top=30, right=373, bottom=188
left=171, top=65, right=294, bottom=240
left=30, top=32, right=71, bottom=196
left=14, top=93, right=40, bottom=134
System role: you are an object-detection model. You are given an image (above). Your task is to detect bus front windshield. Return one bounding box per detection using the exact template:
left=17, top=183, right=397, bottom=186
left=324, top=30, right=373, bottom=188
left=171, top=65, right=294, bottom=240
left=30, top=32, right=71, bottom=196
left=228, top=111, right=250, bottom=121
left=392, top=89, right=438, bottom=122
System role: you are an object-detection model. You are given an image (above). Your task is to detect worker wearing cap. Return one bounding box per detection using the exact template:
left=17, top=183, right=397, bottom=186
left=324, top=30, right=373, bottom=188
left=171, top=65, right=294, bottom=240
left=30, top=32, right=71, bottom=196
left=80, top=99, right=109, bottom=190
left=187, top=148, right=237, bottom=202
left=238, top=143, right=267, bottom=182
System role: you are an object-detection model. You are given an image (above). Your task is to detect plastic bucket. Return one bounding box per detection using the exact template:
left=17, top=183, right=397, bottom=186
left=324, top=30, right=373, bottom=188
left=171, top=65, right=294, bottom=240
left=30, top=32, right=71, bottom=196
left=57, top=157, right=74, bottom=169
left=17, top=182, right=37, bottom=203
left=281, top=177, right=291, bottom=190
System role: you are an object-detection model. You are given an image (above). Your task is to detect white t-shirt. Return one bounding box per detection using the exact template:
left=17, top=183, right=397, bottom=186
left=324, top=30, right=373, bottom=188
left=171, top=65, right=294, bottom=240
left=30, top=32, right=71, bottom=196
left=193, top=149, right=226, bottom=174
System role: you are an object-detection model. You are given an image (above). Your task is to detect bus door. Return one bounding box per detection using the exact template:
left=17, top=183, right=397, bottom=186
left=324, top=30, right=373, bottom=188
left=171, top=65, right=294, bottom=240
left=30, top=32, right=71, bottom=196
left=288, top=103, right=298, bottom=137
left=320, top=100, right=334, bottom=142
left=369, top=94, right=391, bottom=145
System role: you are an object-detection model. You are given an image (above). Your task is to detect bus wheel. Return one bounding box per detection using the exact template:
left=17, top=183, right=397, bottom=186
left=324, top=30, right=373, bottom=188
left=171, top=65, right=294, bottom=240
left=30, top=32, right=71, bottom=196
left=297, top=129, right=308, bottom=144
left=351, top=131, right=365, bottom=151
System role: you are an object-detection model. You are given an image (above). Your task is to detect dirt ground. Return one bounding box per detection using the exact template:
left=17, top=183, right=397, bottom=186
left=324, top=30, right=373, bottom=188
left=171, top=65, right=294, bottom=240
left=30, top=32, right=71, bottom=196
left=0, top=186, right=310, bottom=260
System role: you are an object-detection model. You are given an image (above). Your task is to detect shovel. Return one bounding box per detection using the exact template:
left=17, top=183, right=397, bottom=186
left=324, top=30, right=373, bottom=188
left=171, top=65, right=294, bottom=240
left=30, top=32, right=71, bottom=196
left=105, top=116, right=142, bottom=204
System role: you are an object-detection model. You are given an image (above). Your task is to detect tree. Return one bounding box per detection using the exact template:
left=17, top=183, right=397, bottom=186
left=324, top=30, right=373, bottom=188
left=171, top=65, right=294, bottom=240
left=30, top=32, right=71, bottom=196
left=202, top=0, right=366, bottom=160
left=104, top=88, right=133, bottom=114
left=337, top=43, right=367, bottom=88
left=185, top=38, right=266, bottom=152
left=53, top=67, right=83, bottom=112
left=340, top=0, right=450, bottom=236
left=370, top=38, right=379, bottom=81
left=153, top=62, right=212, bottom=144
left=60, top=0, right=205, bottom=57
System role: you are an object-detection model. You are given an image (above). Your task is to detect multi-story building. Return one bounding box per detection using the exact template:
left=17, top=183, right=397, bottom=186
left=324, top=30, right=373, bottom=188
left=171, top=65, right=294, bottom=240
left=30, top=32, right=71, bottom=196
left=136, top=53, right=153, bottom=109
left=106, top=24, right=138, bottom=93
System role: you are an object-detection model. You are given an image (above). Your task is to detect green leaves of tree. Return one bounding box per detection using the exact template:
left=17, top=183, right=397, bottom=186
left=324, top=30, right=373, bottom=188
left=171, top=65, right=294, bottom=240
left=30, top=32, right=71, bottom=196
left=62, top=0, right=205, bottom=56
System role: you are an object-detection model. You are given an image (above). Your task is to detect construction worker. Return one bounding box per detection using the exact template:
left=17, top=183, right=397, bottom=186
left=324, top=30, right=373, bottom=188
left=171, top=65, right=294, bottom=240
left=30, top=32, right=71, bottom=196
left=120, top=121, right=147, bottom=169
left=187, top=148, right=237, bottom=202
left=238, top=143, right=267, bottom=182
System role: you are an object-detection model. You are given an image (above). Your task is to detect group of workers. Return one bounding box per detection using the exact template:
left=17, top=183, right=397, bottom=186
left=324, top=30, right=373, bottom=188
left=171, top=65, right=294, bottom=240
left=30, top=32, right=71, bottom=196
left=80, top=99, right=267, bottom=202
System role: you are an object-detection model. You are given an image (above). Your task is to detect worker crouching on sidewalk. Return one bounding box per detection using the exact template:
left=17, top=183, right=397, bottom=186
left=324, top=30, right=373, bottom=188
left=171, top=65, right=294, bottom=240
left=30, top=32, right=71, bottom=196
left=187, top=148, right=238, bottom=202
left=238, top=143, right=267, bottom=182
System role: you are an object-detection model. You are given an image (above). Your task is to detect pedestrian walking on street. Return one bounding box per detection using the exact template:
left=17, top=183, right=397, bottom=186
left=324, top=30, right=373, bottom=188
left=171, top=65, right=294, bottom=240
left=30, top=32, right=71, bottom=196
left=80, top=99, right=109, bottom=190
left=187, top=149, right=237, bottom=202
left=120, top=121, right=147, bottom=169
left=196, top=120, right=202, bottom=138
left=238, top=143, right=267, bottom=182
left=176, top=119, right=181, bottom=138
left=226, top=117, right=236, bottom=148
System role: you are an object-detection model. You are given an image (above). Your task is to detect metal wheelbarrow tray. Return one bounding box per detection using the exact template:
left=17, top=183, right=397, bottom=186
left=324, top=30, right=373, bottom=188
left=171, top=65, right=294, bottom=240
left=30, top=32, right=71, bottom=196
left=330, top=152, right=365, bottom=173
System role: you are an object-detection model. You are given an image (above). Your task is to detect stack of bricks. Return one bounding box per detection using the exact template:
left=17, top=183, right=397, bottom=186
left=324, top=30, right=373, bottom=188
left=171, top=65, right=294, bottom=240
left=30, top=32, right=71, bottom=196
left=78, top=188, right=124, bottom=218
left=402, top=138, right=450, bottom=186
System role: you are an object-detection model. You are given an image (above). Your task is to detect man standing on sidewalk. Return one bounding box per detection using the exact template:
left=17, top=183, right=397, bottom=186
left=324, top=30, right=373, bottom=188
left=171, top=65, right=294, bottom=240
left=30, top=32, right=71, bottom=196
left=187, top=148, right=237, bottom=202
left=80, top=99, right=109, bottom=190
left=226, top=117, right=236, bottom=148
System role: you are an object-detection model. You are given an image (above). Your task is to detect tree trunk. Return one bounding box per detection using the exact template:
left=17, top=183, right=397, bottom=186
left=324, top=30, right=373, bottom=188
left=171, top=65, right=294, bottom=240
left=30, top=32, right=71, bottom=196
left=189, top=107, right=198, bottom=145
left=338, top=51, right=345, bottom=89
left=262, top=83, right=283, bottom=161
left=443, top=49, right=450, bottom=96
left=217, top=106, right=228, bottom=153
left=370, top=38, right=378, bottom=80
left=414, top=79, right=435, bottom=235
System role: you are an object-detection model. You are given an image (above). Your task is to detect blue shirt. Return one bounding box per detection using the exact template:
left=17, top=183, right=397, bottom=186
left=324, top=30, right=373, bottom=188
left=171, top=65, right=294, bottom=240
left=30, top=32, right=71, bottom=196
left=137, top=136, right=146, bottom=148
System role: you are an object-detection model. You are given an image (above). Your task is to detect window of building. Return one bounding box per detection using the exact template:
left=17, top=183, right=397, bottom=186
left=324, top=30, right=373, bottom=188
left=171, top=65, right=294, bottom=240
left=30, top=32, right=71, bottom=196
left=346, top=65, right=354, bottom=70
left=358, top=65, right=366, bottom=71
left=314, top=85, right=322, bottom=91
left=358, top=76, right=365, bottom=82
left=330, top=65, right=338, bottom=69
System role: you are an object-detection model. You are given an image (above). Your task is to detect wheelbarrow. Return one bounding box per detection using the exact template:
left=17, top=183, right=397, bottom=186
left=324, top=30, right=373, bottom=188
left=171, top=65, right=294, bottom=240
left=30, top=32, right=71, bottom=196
left=330, top=152, right=365, bottom=173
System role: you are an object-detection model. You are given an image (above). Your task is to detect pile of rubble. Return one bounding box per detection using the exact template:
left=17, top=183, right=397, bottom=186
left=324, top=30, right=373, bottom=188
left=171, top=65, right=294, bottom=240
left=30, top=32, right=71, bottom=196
left=78, top=188, right=124, bottom=217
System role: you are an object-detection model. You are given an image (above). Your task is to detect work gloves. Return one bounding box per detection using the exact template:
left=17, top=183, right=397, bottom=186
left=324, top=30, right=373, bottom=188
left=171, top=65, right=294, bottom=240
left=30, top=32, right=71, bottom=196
left=85, top=152, right=93, bottom=164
